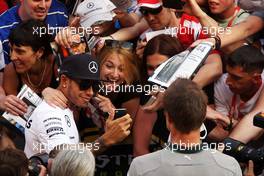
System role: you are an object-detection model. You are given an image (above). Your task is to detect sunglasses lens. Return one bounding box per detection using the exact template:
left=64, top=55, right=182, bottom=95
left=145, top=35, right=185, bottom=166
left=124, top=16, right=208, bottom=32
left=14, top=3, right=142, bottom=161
left=104, top=40, right=133, bottom=50
left=140, top=6, right=162, bottom=16
left=79, top=80, right=93, bottom=90
left=92, top=81, right=102, bottom=93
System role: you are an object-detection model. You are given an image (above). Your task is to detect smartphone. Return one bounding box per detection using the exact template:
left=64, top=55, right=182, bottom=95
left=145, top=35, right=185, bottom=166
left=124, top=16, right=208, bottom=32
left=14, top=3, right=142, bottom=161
left=143, top=96, right=157, bottom=107
left=162, top=0, right=185, bottom=10
left=114, top=108, right=127, bottom=119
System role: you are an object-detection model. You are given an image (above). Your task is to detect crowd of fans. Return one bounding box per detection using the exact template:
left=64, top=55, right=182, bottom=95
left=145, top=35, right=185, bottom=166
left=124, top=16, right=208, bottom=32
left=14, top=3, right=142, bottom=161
left=0, top=0, right=263, bottom=175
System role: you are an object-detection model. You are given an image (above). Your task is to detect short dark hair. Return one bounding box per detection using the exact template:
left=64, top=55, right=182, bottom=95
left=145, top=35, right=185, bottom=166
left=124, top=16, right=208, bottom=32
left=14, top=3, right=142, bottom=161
left=0, top=148, right=28, bottom=176
left=163, top=78, right=208, bottom=133
left=227, top=45, right=264, bottom=73
left=9, top=19, right=52, bottom=58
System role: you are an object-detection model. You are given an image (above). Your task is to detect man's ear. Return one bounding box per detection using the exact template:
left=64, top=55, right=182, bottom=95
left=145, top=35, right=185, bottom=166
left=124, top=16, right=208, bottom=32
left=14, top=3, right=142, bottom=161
left=165, top=111, right=174, bottom=131
left=60, top=75, right=69, bottom=88
left=252, top=72, right=262, bottom=85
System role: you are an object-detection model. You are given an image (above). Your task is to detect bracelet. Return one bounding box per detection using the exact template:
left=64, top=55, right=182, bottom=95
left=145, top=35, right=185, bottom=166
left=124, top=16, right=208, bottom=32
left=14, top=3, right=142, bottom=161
left=211, top=35, right=221, bottom=50
left=97, top=136, right=106, bottom=147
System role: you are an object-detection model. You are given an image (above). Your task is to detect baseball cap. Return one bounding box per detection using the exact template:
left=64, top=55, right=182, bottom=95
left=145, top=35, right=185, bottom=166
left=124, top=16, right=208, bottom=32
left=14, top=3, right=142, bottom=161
left=76, top=0, right=116, bottom=27
left=138, top=0, right=162, bottom=8
left=60, top=54, right=100, bottom=81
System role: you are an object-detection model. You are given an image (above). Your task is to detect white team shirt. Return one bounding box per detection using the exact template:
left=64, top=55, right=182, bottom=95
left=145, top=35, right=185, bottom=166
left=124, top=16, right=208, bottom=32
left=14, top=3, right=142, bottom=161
left=214, top=73, right=264, bottom=120
left=24, top=101, right=79, bottom=158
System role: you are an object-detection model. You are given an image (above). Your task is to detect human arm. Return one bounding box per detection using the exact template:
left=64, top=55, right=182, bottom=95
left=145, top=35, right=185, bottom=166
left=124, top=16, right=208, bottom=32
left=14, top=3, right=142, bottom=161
left=192, top=53, right=222, bottom=88
left=42, top=87, right=68, bottom=109
left=114, top=10, right=140, bottom=28
left=133, top=106, right=157, bottom=156
left=184, top=0, right=219, bottom=33
left=229, top=86, right=264, bottom=143
left=1, top=64, right=27, bottom=115
left=103, top=18, right=149, bottom=41
left=91, top=113, right=132, bottom=155
left=121, top=97, right=140, bottom=119
left=191, top=15, right=264, bottom=49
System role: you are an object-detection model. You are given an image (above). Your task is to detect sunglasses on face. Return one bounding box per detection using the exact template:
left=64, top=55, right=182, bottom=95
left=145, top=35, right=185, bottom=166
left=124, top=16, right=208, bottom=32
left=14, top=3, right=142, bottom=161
left=139, top=6, right=163, bottom=16
left=104, top=40, right=134, bottom=51
left=72, top=79, right=102, bottom=92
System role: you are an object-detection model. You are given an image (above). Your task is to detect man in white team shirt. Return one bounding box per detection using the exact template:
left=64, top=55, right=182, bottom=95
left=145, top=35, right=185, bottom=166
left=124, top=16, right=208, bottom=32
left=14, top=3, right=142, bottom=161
left=24, top=53, right=132, bottom=157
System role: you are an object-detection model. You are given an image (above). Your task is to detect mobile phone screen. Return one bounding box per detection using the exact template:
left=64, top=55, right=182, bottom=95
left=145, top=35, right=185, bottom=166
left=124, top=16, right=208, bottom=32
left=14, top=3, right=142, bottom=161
left=114, top=109, right=127, bottom=119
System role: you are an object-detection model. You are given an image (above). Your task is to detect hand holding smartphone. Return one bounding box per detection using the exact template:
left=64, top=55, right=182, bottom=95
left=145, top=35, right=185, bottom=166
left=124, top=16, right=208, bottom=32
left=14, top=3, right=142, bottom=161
left=114, top=108, right=127, bottom=119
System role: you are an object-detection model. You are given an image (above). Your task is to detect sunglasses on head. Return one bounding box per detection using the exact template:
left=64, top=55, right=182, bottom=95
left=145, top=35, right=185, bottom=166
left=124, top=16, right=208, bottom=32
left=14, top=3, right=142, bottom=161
left=139, top=6, right=163, bottom=16
left=104, top=40, right=134, bottom=51
left=72, top=79, right=102, bottom=92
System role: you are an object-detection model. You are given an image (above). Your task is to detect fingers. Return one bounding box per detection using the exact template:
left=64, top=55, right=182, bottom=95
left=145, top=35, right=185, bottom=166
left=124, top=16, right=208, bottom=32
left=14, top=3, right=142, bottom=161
left=136, top=40, right=147, bottom=58
left=55, top=27, right=72, bottom=48
left=4, top=95, right=28, bottom=116
left=38, top=165, right=47, bottom=176
left=42, top=88, right=68, bottom=109
left=142, top=92, right=164, bottom=112
left=69, top=16, right=80, bottom=27
left=245, top=160, right=254, bottom=176
left=95, top=94, right=115, bottom=115
left=112, top=114, right=132, bottom=125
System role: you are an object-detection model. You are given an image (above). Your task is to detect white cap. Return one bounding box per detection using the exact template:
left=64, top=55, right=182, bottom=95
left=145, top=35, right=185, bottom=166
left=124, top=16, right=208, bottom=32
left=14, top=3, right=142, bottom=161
left=76, top=0, right=116, bottom=27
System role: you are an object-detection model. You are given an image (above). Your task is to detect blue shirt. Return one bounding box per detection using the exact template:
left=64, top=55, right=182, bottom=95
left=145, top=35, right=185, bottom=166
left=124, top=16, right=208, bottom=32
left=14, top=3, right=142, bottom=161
left=0, top=0, right=68, bottom=69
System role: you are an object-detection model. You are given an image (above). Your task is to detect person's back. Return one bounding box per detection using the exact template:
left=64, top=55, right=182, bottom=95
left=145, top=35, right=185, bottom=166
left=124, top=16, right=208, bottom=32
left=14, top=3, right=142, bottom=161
left=128, top=148, right=241, bottom=176
left=128, top=78, right=242, bottom=176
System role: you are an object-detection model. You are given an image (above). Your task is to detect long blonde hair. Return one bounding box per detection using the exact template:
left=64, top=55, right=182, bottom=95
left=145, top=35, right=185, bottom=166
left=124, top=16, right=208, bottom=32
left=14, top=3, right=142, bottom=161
left=99, top=47, right=140, bottom=84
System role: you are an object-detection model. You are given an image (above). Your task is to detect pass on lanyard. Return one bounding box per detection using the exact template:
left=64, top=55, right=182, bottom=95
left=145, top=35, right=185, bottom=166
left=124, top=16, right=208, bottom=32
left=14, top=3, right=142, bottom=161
left=227, top=6, right=241, bottom=27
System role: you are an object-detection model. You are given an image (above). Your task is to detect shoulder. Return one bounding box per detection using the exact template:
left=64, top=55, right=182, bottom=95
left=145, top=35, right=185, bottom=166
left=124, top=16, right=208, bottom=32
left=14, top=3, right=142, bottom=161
left=209, top=150, right=242, bottom=175
left=0, top=5, right=19, bottom=24
left=0, top=6, right=20, bottom=40
left=181, top=13, right=201, bottom=24
left=129, top=150, right=164, bottom=175
left=48, top=0, right=68, bottom=18
left=214, top=74, right=229, bottom=92
left=33, top=101, right=63, bottom=116
left=235, top=9, right=250, bottom=24
left=46, top=0, right=68, bottom=27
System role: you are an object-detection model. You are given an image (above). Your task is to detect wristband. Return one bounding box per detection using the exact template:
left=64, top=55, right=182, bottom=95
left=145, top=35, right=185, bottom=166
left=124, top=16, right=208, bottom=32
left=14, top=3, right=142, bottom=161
left=211, top=35, right=221, bottom=50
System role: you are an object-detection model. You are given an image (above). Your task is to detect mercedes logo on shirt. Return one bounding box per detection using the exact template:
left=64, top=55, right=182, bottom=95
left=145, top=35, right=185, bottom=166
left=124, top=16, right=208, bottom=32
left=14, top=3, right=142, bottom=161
left=89, top=61, right=98, bottom=73
left=86, top=2, right=94, bottom=9
left=65, top=115, right=71, bottom=127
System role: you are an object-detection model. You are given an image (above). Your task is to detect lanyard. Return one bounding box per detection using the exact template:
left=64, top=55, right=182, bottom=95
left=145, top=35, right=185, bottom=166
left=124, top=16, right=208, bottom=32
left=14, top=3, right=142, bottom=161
left=228, top=94, right=245, bottom=121
left=227, top=6, right=241, bottom=27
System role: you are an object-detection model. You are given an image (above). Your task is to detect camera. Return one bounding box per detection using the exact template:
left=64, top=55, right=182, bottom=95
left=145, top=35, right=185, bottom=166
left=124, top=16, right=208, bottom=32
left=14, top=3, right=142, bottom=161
left=28, top=153, right=49, bottom=176
left=222, top=112, right=264, bottom=175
